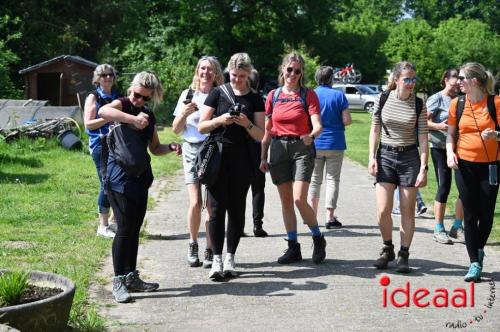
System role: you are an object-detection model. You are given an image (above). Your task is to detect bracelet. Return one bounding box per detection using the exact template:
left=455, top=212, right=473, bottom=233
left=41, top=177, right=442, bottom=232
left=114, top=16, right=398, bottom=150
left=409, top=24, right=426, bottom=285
left=168, top=143, right=175, bottom=151
left=246, top=123, right=254, bottom=130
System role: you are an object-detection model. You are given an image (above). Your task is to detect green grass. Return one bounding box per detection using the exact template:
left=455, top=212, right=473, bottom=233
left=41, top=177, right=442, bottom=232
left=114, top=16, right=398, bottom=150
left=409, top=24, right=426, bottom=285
left=0, top=128, right=182, bottom=330
left=344, top=112, right=500, bottom=244
left=0, top=271, right=29, bottom=306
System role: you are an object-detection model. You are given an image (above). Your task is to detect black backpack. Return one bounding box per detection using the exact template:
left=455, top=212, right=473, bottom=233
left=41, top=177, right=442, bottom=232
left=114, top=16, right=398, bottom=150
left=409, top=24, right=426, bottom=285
left=455, top=94, right=498, bottom=135
left=377, top=90, right=423, bottom=137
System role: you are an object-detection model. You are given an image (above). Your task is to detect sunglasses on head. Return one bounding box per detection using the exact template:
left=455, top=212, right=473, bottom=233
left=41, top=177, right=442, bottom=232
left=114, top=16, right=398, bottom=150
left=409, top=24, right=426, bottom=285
left=133, top=92, right=152, bottom=102
left=402, top=77, right=417, bottom=84
left=286, top=67, right=302, bottom=75
left=99, top=73, right=115, bottom=78
left=201, top=55, right=218, bottom=61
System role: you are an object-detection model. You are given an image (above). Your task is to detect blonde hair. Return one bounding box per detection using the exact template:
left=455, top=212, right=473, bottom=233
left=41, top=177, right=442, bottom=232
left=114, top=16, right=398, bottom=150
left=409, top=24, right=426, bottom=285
left=278, top=52, right=306, bottom=87
left=191, top=56, right=224, bottom=91
left=460, top=62, right=496, bottom=95
left=92, top=64, right=116, bottom=87
left=128, top=71, right=163, bottom=105
left=387, top=61, right=416, bottom=91
left=227, top=52, right=254, bottom=73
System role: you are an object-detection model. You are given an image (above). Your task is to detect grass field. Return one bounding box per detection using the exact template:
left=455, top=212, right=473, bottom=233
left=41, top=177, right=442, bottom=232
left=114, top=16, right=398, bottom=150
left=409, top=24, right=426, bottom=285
left=344, top=112, right=500, bottom=245
left=0, top=128, right=182, bottom=330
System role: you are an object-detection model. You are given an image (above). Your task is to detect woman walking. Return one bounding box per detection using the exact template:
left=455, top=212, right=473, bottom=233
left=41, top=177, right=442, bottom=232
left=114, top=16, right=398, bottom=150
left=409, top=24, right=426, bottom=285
left=173, top=56, right=224, bottom=268
left=446, top=62, right=499, bottom=282
left=99, top=71, right=181, bottom=302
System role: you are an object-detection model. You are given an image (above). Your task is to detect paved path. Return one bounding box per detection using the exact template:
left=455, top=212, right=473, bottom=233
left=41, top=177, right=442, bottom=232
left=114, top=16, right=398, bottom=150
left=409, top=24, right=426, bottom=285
left=91, top=159, right=500, bottom=331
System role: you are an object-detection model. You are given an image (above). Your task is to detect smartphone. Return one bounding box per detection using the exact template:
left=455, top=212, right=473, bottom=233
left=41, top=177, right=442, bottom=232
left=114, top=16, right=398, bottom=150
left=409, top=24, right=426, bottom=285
left=229, top=110, right=240, bottom=116
left=183, top=99, right=191, bottom=105
left=489, top=164, right=498, bottom=186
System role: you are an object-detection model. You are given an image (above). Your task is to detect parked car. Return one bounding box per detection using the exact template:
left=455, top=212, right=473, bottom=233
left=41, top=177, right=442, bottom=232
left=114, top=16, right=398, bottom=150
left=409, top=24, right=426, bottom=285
left=332, top=84, right=378, bottom=112
left=362, top=84, right=383, bottom=93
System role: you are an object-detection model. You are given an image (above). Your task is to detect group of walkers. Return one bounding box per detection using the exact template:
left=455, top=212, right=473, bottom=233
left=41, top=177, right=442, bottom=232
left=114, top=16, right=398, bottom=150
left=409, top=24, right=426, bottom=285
left=83, top=54, right=499, bottom=303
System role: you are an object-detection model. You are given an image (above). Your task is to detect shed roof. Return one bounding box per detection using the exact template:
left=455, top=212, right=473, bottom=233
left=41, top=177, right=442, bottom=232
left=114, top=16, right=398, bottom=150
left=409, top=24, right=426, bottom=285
left=19, top=55, right=98, bottom=75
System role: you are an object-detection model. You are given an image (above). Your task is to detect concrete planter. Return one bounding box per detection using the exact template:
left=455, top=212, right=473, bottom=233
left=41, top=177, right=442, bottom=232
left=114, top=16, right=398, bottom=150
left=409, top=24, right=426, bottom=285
left=0, top=270, right=76, bottom=332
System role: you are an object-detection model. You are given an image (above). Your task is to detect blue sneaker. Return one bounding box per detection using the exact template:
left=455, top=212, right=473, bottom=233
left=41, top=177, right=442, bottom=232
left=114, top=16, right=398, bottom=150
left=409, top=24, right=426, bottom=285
left=464, top=262, right=482, bottom=282
left=478, top=249, right=485, bottom=268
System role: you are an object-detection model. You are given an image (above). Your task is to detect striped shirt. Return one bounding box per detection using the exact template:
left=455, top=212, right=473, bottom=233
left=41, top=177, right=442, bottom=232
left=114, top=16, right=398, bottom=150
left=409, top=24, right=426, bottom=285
left=372, top=90, right=428, bottom=146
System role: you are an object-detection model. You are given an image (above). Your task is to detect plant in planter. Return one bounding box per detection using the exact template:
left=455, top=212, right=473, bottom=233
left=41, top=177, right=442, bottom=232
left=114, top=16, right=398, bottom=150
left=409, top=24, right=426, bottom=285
left=0, top=270, right=76, bottom=332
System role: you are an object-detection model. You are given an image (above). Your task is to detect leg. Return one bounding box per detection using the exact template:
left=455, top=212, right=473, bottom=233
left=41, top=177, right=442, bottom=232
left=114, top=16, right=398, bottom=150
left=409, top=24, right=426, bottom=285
left=324, top=150, right=344, bottom=224
left=293, top=180, right=318, bottom=228
left=399, top=186, right=417, bottom=248
left=277, top=181, right=298, bottom=233
left=375, top=183, right=396, bottom=241
left=186, top=183, right=203, bottom=242
left=308, top=153, right=325, bottom=217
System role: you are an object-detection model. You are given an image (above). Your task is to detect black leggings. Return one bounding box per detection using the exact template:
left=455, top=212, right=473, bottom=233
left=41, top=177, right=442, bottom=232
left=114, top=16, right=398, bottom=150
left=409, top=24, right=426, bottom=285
left=455, top=159, right=499, bottom=263
left=251, top=143, right=265, bottom=226
left=208, top=144, right=252, bottom=255
left=431, top=148, right=453, bottom=203
left=108, top=190, right=148, bottom=276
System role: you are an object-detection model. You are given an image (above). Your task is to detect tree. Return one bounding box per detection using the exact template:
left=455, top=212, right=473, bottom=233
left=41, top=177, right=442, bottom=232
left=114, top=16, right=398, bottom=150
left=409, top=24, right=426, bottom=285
left=0, top=16, right=22, bottom=98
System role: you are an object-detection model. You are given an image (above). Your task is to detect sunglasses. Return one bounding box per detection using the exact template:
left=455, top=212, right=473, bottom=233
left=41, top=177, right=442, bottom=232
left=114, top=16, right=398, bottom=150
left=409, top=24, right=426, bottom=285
left=99, top=73, right=115, bottom=78
left=133, top=92, right=152, bottom=102
left=402, top=77, right=417, bottom=84
left=286, top=67, right=302, bottom=75
left=457, top=76, right=467, bottom=81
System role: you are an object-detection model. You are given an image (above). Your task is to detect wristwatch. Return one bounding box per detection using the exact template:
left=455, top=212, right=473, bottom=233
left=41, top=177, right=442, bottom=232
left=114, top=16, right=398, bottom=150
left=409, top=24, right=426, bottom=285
left=496, top=131, right=500, bottom=140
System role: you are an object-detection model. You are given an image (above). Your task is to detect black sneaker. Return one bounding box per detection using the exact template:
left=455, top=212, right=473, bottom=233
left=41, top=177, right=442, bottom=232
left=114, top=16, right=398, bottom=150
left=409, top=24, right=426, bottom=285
left=373, top=244, right=395, bottom=269
left=187, top=241, right=200, bottom=267
left=125, top=270, right=159, bottom=292
left=396, top=250, right=411, bottom=273
left=253, top=225, right=268, bottom=237
left=325, top=217, right=342, bottom=229
left=278, top=240, right=302, bottom=264
left=312, top=234, right=326, bottom=264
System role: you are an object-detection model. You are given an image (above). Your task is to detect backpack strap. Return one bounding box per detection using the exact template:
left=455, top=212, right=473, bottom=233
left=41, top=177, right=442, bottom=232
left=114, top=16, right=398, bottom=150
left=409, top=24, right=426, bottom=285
left=378, top=90, right=390, bottom=136
left=487, top=94, right=499, bottom=130
left=219, top=83, right=236, bottom=106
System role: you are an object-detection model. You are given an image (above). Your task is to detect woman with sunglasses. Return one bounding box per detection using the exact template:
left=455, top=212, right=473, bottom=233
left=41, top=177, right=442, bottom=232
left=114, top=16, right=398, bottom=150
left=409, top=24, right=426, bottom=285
left=368, top=61, right=428, bottom=273
left=446, top=62, right=500, bottom=282
left=99, top=71, right=182, bottom=302
left=84, top=64, right=121, bottom=238
left=260, top=52, right=326, bottom=265
left=173, top=56, right=224, bottom=268
left=199, top=53, right=265, bottom=280
left=426, top=69, right=464, bottom=245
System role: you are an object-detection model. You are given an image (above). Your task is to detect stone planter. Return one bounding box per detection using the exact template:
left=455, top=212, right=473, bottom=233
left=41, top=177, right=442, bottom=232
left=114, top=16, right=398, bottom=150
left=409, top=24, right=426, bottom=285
left=0, top=270, right=76, bottom=332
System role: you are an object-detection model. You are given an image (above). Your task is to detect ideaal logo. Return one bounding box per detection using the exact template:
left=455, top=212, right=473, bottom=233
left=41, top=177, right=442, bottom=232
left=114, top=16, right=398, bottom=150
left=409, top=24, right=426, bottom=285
left=378, top=275, right=496, bottom=329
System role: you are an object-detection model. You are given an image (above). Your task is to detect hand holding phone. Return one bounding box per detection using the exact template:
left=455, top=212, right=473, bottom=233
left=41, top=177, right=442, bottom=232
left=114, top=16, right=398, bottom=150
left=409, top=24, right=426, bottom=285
left=183, top=99, right=192, bottom=105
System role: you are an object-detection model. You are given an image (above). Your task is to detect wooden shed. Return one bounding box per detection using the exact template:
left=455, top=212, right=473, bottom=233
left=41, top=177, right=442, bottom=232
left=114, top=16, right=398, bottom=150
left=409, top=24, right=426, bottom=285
left=19, top=55, right=98, bottom=107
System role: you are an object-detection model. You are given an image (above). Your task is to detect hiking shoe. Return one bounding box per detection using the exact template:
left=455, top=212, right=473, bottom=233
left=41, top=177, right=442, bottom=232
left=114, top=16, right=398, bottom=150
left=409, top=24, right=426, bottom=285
left=97, top=225, right=115, bottom=238
left=209, top=256, right=224, bottom=281
left=391, top=207, right=400, bottom=215
left=325, top=217, right=342, bottom=229
left=125, top=270, right=159, bottom=292
left=278, top=240, right=302, bottom=264
left=478, top=249, right=485, bottom=268
left=312, top=234, right=326, bottom=264
left=433, top=230, right=453, bottom=245
left=203, top=248, right=213, bottom=269
left=416, top=204, right=427, bottom=216
left=396, top=250, right=411, bottom=273
left=373, top=244, right=395, bottom=269
left=464, top=262, right=482, bottom=282
left=187, top=241, right=200, bottom=267
left=253, top=225, right=268, bottom=237
left=223, top=254, right=237, bottom=278
left=449, top=226, right=465, bottom=243
left=107, top=223, right=118, bottom=233
left=113, top=275, right=131, bottom=303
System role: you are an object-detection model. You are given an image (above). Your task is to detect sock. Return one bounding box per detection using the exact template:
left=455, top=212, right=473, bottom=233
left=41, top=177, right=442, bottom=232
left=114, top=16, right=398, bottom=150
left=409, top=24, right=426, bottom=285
left=287, top=231, right=297, bottom=242
left=400, top=246, right=409, bottom=252
left=309, top=225, right=321, bottom=237
left=383, top=240, right=393, bottom=247
left=434, top=223, right=445, bottom=232
left=452, top=219, right=463, bottom=229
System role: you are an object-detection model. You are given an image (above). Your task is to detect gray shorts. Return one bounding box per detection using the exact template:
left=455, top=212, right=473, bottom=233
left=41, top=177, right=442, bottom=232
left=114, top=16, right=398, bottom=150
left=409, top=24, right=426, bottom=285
left=182, top=141, right=204, bottom=184
left=376, top=144, right=420, bottom=187
left=269, top=137, right=315, bottom=185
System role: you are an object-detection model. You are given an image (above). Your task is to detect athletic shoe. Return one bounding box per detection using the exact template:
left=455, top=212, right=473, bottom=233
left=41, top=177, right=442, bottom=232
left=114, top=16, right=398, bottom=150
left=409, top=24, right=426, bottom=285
left=209, top=256, right=224, bottom=281
left=125, top=270, right=159, bottom=292
left=416, top=204, right=427, bottom=216
left=448, top=226, right=465, bottom=243
left=478, top=249, right=485, bottom=268
left=112, top=275, right=131, bottom=303
left=253, top=225, right=268, bottom=237
left=187, top=241, right=200, bottom=267
left=325, top=217, right=342, bottom=229
left=396, top=250, right=411, bottom=273
left=202, top=248, right=213, bottom=269
left=312, top=234, right=326, bottom=264
left=373, top=244, right=395, bottom=269
left=97, top=225, right=115, bottom=238
left=391, top=208, right=400, bottom=215
left=433, top=230, right=453, bottom=245
left=464, top=262, right=482, bottom=282
left=107, top=223, right=118, bottom=233
left=223, top=254, right=237, bottom=278
left=277, top=240, right=302, bottom=264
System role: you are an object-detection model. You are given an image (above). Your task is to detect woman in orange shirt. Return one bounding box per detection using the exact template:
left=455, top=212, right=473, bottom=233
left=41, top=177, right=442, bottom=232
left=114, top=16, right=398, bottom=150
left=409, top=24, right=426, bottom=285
left=446, top=62, right=500, bottom=282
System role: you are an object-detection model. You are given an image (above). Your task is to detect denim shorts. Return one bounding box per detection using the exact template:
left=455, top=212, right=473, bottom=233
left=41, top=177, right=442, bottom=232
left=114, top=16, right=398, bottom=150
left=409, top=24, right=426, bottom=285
left=376, top=145, right=420, bottom=187
left=269, top=138, right=315, bottom=185
left=182, top=141, right=204, bottom=184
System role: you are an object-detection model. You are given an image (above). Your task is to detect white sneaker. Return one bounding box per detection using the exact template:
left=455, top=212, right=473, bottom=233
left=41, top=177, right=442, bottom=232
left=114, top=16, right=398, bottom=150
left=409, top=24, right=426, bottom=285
left=223, top=253, right=237, bottom=278
left=209, top=255, right=224, bottom=281
left=97, top=225, right=115, bottom=238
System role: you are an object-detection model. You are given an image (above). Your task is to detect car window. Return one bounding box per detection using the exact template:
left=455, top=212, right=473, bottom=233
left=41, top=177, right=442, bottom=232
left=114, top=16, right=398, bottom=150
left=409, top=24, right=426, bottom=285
left=357, top=85, right=376, bottom=94
left=346, top=87, right=357, bottom=94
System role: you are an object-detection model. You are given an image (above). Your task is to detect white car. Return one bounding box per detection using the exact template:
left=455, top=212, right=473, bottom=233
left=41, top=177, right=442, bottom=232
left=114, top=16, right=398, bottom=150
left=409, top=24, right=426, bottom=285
left=332, top=84, right=379, bottom=112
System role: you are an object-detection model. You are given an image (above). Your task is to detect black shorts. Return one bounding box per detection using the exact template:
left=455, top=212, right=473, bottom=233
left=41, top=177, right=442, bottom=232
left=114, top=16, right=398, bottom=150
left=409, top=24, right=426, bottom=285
left=376, top=145, right=420, bottom=187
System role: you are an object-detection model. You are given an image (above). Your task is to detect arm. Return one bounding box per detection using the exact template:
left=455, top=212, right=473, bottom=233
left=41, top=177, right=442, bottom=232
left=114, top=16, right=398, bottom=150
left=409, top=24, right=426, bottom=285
left=83, top=94, right=109, bottom=130
left=415, top=132, right=428, bottom=188
left=148, top=126, right=182, bottom=156
left=426, top=111, right=447, bottom=131
left=367, top=122, right=380, bottom=176
left=342, top=108, right=352, bottom=126
left=233, top=111, right=265, bottom=141
left=259, top=117, right=273, bottom=172
left=302, top=113, right=322, bottom=146
left=198, top=105, right=235, bottom=134
left=172, top=91, right=198, bottom=134
left=446, top=125, right=459, bottom=169
left=99, top=99, right=149, bottom=129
